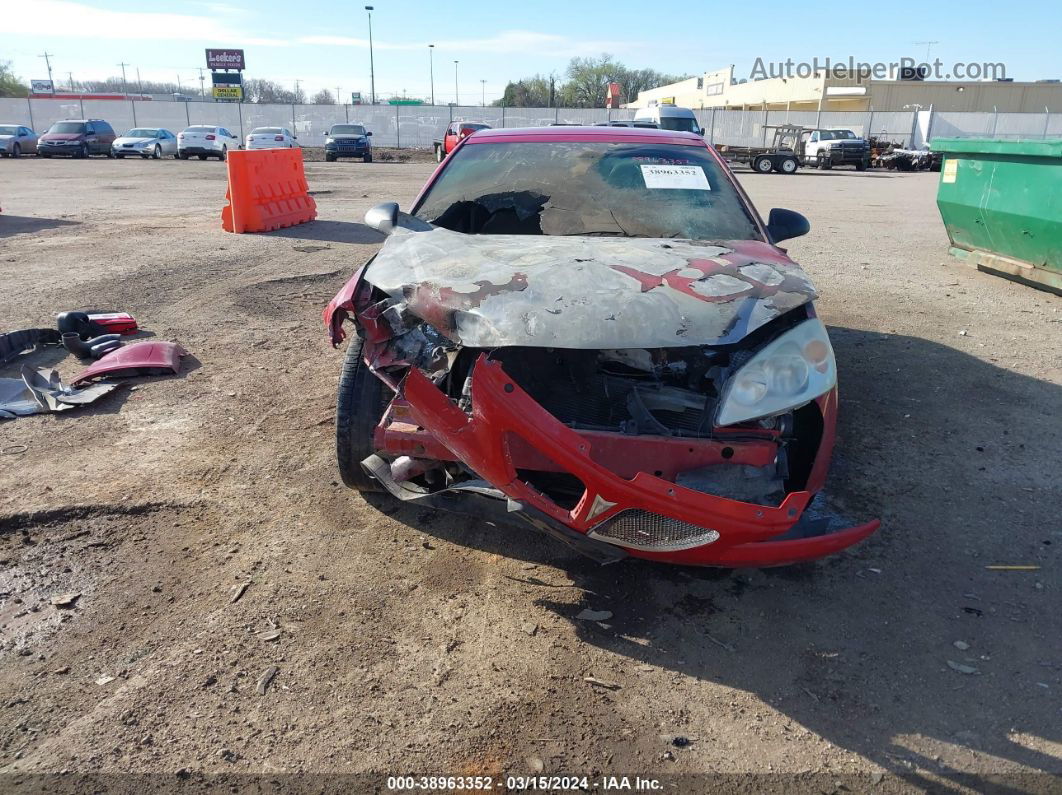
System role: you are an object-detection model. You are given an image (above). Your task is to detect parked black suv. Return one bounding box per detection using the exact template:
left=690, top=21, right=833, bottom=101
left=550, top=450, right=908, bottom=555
left=37, top=119, right=117, bottom=158
left=324, top=124, right=372, bottom=162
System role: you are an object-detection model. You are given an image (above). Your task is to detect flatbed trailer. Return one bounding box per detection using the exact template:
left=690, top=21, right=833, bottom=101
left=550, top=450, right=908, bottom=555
left=714, top=124, right=805, bottom=174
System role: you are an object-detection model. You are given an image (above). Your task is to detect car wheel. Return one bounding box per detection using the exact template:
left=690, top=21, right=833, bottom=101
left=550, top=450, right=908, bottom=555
left=325, top=153, right=336, bottom=162
left=779, top=156, right=799, bottom=174
left=820, top=153, right=833, bottom=170
left=106, top=148, right=115, bottom=158
left=198, top=154, right=207, bottom=160
left=363, top=153, right=372, bottom=163
left=753, top=156, right=773, bottom=174
left=435, top=144, right=443, bottom=163
left=153, top=144, right=162, bottom=159
left=79, top=144, right=89, bottom=159
left=219, top=145, right=227, bottom=161
left=173, top=152, right=181, bottom=160
left=856, top=160, right=868, bottom=172
left=335, top=336, right=388, bottom=492
left=39, top=153, right=51, bottom=158
left=11, top=143, right=20, bottom=158
left=116, top=154, right=125, bottom=159
left=179, top=151, right=189, bottom=159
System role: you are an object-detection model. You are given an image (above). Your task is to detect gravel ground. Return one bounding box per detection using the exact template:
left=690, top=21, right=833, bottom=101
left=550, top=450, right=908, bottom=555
left=0, top=156, right=1059, bottom=793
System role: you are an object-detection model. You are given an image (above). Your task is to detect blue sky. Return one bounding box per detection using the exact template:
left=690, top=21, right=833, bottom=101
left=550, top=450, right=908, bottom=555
left=7, top=0, right=1061, bottom=102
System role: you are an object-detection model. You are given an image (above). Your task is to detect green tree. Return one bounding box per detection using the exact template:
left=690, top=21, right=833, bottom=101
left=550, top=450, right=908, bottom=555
left=495, top=76, right=552, bottom=107
left=0, top=61, right=30, bottom=98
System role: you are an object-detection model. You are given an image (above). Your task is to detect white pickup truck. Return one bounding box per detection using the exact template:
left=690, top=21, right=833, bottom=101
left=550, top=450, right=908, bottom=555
left=802, top=128, right=870, bottom=170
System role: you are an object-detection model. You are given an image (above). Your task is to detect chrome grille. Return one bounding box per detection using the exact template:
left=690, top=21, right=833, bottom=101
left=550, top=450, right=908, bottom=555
left=589, top=510, right=720, bottom=551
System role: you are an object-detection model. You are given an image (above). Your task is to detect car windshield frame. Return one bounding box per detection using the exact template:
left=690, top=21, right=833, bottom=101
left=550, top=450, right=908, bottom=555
left=330, top=125, right=366, bottom=135
left=49, top=122, right=86, bottom=134
left=126, top=129, right=158, bottom=138
left=413, top=140, right=763, bottom=242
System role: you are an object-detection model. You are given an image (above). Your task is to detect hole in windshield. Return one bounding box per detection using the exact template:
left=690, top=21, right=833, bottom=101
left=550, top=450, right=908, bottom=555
left=415, top=142, right=760, bottom=241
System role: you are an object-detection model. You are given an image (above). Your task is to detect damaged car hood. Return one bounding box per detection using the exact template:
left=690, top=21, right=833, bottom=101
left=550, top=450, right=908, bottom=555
left=362, top=227, right=817, bottom=348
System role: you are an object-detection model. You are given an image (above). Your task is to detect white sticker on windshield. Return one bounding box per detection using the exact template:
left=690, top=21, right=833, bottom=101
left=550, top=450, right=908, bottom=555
left=640, top=164, right=711, bottom=190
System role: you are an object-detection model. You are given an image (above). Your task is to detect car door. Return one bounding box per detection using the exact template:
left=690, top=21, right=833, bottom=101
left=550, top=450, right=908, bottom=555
left=83, top=123, right=98, bottom=154
left=20, top=127, right=37, bottom=150
left=161, top=130, right=176, bottom=154
left=99, top=122, right=115, bottom=151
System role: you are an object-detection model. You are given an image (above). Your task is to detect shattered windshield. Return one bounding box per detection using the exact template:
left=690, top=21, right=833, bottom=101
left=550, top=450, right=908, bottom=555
left=414, top=142, right=761, bottom=240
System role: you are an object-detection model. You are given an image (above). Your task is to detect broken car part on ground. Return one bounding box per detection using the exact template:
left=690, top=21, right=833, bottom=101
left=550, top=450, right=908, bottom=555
left=324, top=127, right=880, bottom=566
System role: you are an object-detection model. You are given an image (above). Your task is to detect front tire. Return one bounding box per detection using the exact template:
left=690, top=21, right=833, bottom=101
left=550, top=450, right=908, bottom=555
left=335, top=336, right=388, bottom=492
left=219, top=146, right=227, bottom=161
left=753, top=156, right=773, bottom=174
left=363, top=152, right=372, bottom=163
left=435, top=144, right=444, bottom=163
left=11, top=143, right=20, bottom=158
left=153, top=144, right=161, bottom=159
left=325, top=153, right=336, bottom=162
left=78, top=144, right=89, bottom=159
left=198, top=154, right=207, bottom=160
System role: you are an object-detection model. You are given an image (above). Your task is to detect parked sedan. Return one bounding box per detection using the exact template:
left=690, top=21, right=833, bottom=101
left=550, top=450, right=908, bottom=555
left=0, top=125, right=38, bottom=157
left=112, top=128, right=178, bottom=159
left=245, top=127, right=298, bottom=150
left=324, top=126, right=880, bottom=567
left=177, top=126, right=240, bottom=160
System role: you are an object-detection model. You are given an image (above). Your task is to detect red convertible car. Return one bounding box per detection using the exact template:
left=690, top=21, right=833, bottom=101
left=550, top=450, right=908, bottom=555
left=324, top=126, right=879, bottom=566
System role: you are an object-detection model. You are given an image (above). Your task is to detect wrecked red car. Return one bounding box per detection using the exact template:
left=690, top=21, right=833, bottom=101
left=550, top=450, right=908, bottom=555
left=324, top=126, right=879, bottom=566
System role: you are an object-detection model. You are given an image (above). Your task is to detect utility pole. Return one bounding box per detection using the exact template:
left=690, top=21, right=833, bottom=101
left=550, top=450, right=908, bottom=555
left=177, top=74, right=183, bottom=95
left=118, top=62, right=130, bottom=97
left=197, top=67, right=206, bottom=97
left=336, top=86, right=342, bottom=105
left=428, top=44, right=435, bottom=106
left=365, top=5, right=376, bottom=104
left=68, top=72, right=75, bottom=91
left=294, top=79, right=302, bottom=103
left=480, top=79, right=486, bottom=107
left=548, top=74, right=555, bottom=108
left=136, top=67, right=144, bottom=97
left=915, top=40, right=939, bottom=64
left=39, top=52, right=54, bottom=91
left=454, top=60, right=459, bottom=105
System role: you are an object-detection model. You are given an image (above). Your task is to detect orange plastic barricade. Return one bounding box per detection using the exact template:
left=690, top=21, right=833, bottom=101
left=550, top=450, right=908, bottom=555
left=221, top=149, right=317, bottom=233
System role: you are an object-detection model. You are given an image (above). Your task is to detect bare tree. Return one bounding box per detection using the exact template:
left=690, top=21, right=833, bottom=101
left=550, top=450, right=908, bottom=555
left=312, top=88, right=336, bottom=104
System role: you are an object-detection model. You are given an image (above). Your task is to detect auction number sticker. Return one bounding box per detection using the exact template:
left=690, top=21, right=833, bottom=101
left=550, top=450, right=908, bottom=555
left=640, top=164, right=711, bottom=190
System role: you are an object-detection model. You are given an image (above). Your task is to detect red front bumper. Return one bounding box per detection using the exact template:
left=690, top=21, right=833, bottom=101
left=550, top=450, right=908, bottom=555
left=387, top=356, right=878, bottom=567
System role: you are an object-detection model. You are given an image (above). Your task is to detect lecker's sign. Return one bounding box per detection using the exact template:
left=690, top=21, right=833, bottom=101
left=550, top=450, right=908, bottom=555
left=206, top=49, right=245, bottom=70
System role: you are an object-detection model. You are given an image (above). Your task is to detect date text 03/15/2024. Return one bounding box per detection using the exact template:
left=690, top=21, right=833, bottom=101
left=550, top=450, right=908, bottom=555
left=386, top=775, right=663, bottom=791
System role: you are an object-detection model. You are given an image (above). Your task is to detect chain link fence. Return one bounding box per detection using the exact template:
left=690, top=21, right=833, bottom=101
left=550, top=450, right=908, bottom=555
left=1, top=98, right=1059, bottom=150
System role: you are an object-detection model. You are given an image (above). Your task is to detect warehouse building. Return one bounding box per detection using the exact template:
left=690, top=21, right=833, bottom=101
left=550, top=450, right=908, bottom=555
left=627, top=65, right=1062, bottom=112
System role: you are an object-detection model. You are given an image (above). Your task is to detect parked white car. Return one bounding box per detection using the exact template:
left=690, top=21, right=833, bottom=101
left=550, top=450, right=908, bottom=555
left=112, top=128, right=179, bottom=159
left=246, top=127, right=298, bottom=150
left=177, top=125, right=240, bottom=160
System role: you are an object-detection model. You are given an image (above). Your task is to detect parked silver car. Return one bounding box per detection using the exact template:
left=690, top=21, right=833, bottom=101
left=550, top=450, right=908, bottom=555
left=0, top=124, right=38, bottom=158
left=112, top=128, right=179, bottom=159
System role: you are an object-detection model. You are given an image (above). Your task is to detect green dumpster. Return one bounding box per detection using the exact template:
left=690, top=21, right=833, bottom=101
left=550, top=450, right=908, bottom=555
left=932, top=138, right=1062, bottom=295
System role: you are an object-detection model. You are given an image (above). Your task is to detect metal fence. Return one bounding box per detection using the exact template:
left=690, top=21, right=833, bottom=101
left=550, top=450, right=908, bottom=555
left=1, top=97, right=1059, bottom=150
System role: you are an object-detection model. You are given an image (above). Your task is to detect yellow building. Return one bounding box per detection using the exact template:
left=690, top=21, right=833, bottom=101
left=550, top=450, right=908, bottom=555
left=628, top=65, right=1062, bottom=113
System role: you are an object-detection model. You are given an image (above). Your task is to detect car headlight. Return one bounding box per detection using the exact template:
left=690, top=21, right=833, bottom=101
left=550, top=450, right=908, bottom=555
left=325, top=137, right=334, bottom=144
left=716, top=317, right=836, bottom=426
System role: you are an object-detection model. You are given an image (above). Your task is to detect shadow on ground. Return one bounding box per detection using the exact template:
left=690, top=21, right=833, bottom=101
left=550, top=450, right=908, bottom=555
left=265, top=220, right=384, bottom=245
left=361, top=327, right=1062, bottom=785
left=0, top=216, right=80, bottom=236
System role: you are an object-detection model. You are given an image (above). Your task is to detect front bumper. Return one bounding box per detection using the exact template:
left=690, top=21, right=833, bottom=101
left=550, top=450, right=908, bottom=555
left=826, top=147, right=869, bottom=164
left=325, top=144, right=370, bottom=156
left=37, top=142, right=82, bottom=155
left=368, top=355, right=878, bottom=567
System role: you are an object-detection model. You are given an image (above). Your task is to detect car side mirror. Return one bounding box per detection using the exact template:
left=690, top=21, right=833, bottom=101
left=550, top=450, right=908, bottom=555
left=765, top=208, right=810, bottom=243
left=366, top=131, right=372, bottom=136
left=365, top=202, right=399, bottom=235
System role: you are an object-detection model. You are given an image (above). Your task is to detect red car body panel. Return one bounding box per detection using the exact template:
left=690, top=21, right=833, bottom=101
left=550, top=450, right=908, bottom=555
left=324, top=126, right=880, bottom=566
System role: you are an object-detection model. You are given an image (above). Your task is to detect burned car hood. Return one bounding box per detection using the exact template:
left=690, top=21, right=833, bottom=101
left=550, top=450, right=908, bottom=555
left=362, top=227, right=816, bottom=348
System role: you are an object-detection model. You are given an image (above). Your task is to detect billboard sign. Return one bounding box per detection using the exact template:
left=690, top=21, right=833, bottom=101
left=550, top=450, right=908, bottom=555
left=206, top=49, right=245, bottom=70
left=212, top=86, right=243, bottom=100
left=351, top=91, right=362, bottom=104
left=212, top=71, right=243, bottom=86
left=31, top=79, right=55, bottom=94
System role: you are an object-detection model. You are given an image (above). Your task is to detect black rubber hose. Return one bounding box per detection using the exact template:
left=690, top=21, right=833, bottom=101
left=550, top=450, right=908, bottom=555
left=63, top=332, right=121, bottom=359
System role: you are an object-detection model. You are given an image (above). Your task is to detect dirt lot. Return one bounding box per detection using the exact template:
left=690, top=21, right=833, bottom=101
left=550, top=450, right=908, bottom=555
left=0, top=155, right=1059, bottom=792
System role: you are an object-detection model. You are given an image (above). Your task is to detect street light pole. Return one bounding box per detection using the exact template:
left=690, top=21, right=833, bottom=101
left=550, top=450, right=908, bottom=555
left=428, top=45, right=435, bottom=106
left=454, top=60, right=459, bottom=106
left=365, top=6, right=376, bottom=104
